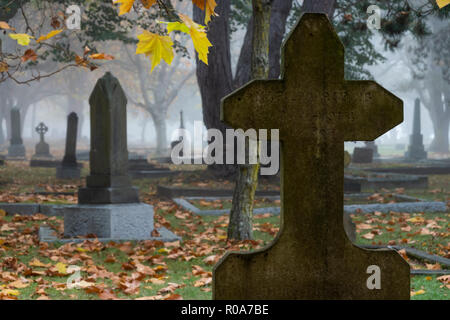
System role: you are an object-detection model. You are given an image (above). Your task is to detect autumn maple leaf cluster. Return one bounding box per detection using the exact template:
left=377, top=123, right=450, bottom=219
left=115, top=0, right=216, bottom=71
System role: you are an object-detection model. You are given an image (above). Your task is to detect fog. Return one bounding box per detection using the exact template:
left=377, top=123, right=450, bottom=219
left=2, top=8, right=448, bottom=157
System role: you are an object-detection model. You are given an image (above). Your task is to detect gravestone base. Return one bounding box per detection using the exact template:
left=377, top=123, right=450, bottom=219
left=60, top=203, right=155, bottom=240
left=31, top=154, right=54, bottom=160
left=404, top=146, right=427, bottom=162
left=7, top=144, right=26, bottom=159
left=56, top=165, right=81, bottom=179
left=78, top=186, right=140, bottom=204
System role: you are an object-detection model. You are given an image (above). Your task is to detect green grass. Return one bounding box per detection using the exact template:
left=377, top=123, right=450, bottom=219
left=352, top=212, right=449, bottom=257
left=188, top=198, right=280, bottom=211
left=0, top=162, right=449, bottom=300
left=411, top=275, right=449, bottom=300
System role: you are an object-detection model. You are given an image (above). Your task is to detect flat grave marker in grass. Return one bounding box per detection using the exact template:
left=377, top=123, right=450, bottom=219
left=213, top=13, right=410, bottom=300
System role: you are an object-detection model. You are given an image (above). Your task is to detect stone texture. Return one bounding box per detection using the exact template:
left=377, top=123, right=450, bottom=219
left=39, top=225, right=180, bottom=243
left=57, top=113, right=81, bottom=179
left=32, top=122, right=53, bottom=159
left=405, top=98, right=427, bottom=161
left=7, top=108, right=26, bottom=159
left=58, top=203, right=154, bottom=239
left=0, top=203, right=40, bottom=215
left=78, top=72, right=139, bottom=204
left=344, top=201, right=447, bottom=214
left=214, top=14, right=410, bottom=300
left=173, top=197, right=281, bottom=216
left=352, top=147, right=373, bottom=163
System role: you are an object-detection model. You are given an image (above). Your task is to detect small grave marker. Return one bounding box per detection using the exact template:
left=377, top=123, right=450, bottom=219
left=214, top=14, right=410, bottom=300
left=405, top=98, right=427, bottom=161
left=56, top=113, right=81, bottom=179
left=32, top=122, right=53, bottom=159
left=7, top=108, right=26, bottom=159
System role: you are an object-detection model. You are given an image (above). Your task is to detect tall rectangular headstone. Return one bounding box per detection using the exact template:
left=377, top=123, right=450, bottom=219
left=405, top=98, right=427, bottom=161
left=78, top=72, right=139, bottom=204
left=60, top=73, right=181, bottom=241
left=56, top=113, right=81, bottom=179
left=214, top=14, right=410, bottom=300
left=7, top=108, right=26, bottom=159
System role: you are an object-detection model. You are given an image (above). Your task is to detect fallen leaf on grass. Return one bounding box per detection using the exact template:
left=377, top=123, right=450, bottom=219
left=410, top=289, right=425, bottom=297
left=425, top=263, right=441, bottom=270
left=362, top=232, right=375, bottom=240
left=29, top=258, right=51, bottom=268
left=164, top=293, right=183, bottom=300
left=436, top=275, right=450, bottom=284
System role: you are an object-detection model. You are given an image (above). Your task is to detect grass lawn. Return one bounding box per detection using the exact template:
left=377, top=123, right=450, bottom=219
left=0, top=161, right=448, bottom=300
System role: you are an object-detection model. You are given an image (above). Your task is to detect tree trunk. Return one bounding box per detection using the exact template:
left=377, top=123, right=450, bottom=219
left=141, top=117, right=148, bottom=145
left=234, top=0, right=294, bottom=88
left=420, top=68, right=450, bottom=153
left=429, top=116, right=450, bottom=153
left=228, top=0, right=271, bottom=241
left=152, top=113, right=168, bottom=155
left=193, top=1, right=235, bottom=175
left=228, top=163, right=260, bottom=239
left=0, top=109, right=5, bottom=146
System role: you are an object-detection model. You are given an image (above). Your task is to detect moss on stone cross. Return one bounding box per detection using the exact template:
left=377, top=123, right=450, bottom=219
left=214, top=14, right=410, bottom=300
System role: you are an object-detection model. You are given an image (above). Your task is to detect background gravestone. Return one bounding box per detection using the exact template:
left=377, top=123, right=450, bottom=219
left=7, top=108, right=26, bottom=159
left=78, top=72, right=139, bottom=204
left=405, top=98, right=427, bottom=161
left=352, top=147, right=373, bottom=163
left=31, top=122, right=53, bottom=159
left=61, top=72, right=180, bottom=241
left=364, top=140, right=379, bottom=158
left=170, top=110, right=186, bottom=158
left=56, top=113, right=81, bottom=179
left=214, top=14, right=410, bottom=300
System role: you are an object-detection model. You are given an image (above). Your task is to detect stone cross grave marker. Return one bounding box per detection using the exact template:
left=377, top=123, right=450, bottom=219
left=57, top=112, right=81, bottom=179
left=7, top=108, right=26, bottom=159
left=32, top=122, right=53, bottom=159
left=78, top=72, right=139, bottom=204
left=214, top=14, right=410, bottom=300
left=405, top=98, right=427, bottom=161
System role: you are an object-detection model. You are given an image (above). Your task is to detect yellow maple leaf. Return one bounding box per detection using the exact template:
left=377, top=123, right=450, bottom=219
left=168, top=14, right=212, bottom=65
left=36, top=29, right=63, bottom=43
left=114, top=0, right=136, bottom=15
left=136, top=30, right=174, bottom=71
left=8, top=33, right=34, bottom=46
left=141, top=0, right=157, bottom=9
left=436, top=0, right=450, bottom=9
left=410, top=289, right=426, bottom=296
left=55, top=262, right=68, bottom=275
left=1, top=289, right=20, bottom=296
left=192, top=0, right=218, bottom=24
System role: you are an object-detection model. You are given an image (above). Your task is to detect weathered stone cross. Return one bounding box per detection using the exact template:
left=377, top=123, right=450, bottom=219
left=35, top=122, right=48, bottom=142
left=214, top=14, right=410, bottom=299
